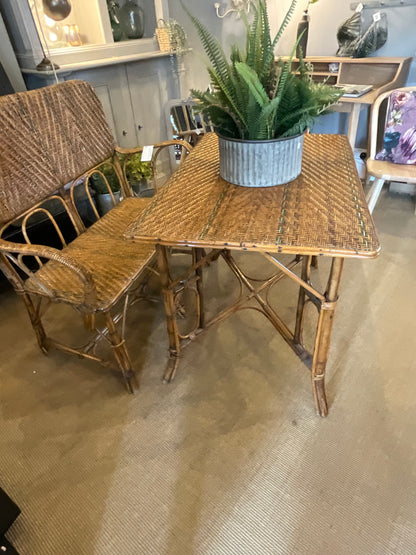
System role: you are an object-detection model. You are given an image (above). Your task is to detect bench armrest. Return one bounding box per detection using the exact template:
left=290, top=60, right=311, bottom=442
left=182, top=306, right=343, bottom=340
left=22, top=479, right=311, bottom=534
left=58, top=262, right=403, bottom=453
left=0, top=238, right=97, bottom=307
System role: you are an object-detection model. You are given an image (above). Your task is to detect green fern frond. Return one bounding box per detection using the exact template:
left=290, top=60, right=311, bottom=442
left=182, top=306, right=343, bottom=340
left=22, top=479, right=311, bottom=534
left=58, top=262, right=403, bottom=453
left=182, top=0, right=341, bottom=140
left=235, top=62, right=269, bottom=108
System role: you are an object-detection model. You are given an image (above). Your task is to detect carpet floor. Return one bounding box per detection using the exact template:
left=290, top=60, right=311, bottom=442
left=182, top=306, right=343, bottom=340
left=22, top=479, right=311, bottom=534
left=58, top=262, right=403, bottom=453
left=1, top=189, right=415, bottom=554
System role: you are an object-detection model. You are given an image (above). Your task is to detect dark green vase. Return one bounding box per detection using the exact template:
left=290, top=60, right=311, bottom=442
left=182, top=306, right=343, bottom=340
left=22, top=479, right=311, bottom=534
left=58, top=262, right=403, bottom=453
left=119, top=0, right=145, bottom=39
left=107, top=0, right=123, bottom=42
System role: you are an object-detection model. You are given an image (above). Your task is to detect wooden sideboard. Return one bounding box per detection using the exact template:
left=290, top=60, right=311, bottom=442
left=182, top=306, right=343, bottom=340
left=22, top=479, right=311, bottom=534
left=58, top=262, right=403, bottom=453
left=280, top=56, right=412, bottom=148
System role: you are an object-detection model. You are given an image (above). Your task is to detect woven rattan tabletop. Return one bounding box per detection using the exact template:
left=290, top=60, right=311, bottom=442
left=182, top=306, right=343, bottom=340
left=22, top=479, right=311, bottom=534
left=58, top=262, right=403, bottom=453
left=125, top=133, right=380, bottom=258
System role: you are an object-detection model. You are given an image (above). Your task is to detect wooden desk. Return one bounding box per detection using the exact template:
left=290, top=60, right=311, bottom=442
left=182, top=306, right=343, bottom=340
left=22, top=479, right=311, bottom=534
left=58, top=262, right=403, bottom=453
left=281, top=56, right=412, bottom=148
left=125, top=133, right=380, bottom=416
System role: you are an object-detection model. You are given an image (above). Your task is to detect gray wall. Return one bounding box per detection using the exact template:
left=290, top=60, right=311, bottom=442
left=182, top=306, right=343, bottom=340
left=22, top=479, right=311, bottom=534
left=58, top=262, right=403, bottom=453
left=171, top=0, right=416, bottom=147
left=0, top=13, right=26, bottom=93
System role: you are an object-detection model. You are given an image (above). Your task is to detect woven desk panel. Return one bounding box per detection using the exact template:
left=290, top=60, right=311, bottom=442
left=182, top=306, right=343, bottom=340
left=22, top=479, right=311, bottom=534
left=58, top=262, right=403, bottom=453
left=0, top=80, right=115, bottom=224
left=125, top=133, right=380, bottom=258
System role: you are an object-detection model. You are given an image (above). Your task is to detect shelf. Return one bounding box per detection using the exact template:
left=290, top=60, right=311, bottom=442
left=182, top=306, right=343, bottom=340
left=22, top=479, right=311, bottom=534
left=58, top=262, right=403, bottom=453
left=20, top=49, right=176, bottom=75
left=351, top=1, right=416, bottom=8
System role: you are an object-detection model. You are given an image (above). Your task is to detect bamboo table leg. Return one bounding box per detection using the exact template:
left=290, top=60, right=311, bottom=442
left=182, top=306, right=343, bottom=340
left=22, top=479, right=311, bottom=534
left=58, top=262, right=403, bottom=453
left=294, top=255, right=312, bottom=346
left=156, top=244, right=181, bottom=382
left=311, top=257, right=344, bottom=417
left=194, top=248, right=206, bottom=328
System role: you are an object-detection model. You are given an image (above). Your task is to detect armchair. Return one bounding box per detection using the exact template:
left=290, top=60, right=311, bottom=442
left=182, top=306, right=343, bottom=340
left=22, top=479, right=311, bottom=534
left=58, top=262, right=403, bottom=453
left=366, top=86, right=416, bottom=214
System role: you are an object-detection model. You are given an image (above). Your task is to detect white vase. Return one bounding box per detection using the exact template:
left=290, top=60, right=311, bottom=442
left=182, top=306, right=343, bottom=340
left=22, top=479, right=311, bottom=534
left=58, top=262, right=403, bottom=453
left=218, top=133, right=304, bottom=187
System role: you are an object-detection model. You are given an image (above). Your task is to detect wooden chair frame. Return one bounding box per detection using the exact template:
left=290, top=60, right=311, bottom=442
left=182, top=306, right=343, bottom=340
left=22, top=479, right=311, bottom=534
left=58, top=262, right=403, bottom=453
left=366, top=86, right=416, bottom=214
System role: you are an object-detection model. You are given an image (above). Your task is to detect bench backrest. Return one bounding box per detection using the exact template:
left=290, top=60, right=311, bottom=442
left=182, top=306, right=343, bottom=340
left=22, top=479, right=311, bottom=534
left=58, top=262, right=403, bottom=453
left=0, top=80, right=115, bottom=225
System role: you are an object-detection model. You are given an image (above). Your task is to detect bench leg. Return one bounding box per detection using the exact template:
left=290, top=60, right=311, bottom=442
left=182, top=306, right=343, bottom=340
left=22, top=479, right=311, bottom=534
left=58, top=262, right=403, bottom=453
left=22, top=293, right=50, bottom=354
left=106, top=311, right=138, bottom=393
left=157, top=244, right=181, bottom=382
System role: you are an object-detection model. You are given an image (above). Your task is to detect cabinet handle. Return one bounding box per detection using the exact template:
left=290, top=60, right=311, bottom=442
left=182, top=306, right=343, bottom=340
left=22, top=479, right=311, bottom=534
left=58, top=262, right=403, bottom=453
left=138, top=124, right=143, bottom=130
left=122, top=130, right=127, bottom=136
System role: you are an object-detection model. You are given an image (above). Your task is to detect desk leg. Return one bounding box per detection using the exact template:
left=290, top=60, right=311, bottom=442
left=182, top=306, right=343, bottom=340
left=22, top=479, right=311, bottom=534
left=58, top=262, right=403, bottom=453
left=156, top=244, right=181, bottom=382
left=347, top=104, right=361, bottom=150
left=311, top=257, right=344, bottom=417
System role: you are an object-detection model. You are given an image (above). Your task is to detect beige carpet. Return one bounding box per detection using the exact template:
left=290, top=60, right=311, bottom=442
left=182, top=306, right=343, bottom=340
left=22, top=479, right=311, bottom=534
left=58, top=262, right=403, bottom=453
left=1, top=189, right=416, bottom=554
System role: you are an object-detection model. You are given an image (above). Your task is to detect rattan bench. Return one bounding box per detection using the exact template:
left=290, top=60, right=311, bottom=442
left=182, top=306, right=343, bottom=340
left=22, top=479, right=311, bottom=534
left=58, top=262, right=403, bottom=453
left=0, top=80, right=191, bottom=392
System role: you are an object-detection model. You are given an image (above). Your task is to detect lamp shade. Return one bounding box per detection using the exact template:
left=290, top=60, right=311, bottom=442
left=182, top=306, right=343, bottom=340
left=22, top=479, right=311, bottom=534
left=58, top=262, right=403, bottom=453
left=42, top=0, right=71, bottom=21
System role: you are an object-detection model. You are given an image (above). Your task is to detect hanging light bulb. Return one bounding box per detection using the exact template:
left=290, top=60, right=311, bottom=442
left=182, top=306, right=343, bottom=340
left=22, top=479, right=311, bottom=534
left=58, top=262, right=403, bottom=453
left=42, top=0, right=72, bottom=21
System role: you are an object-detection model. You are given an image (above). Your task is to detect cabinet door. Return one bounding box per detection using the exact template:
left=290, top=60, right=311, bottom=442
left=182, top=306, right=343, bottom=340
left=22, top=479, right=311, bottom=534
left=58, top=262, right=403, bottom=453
left=68, top=65, right=137, bottom=148
left=126, top=60, right=170, bottom=146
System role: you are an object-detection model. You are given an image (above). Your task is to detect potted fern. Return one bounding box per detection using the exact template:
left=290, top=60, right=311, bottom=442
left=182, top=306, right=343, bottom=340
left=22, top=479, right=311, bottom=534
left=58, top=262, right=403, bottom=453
left=182, top=0, right=342, bottom=187
left=90, top=162, right=122, bottom=215
left=124, top=154, right=153, bottom=196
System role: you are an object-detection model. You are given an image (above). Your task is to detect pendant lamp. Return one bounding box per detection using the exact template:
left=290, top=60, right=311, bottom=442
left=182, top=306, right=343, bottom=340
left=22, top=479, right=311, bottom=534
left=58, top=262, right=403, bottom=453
left=42, top=0, right=72, bottom=21
left=30, top=0, right=72, bottom=71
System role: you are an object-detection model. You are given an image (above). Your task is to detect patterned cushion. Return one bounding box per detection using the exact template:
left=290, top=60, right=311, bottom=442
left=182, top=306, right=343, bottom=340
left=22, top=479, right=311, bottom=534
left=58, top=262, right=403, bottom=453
left=376, top=90, right=416, bottom=165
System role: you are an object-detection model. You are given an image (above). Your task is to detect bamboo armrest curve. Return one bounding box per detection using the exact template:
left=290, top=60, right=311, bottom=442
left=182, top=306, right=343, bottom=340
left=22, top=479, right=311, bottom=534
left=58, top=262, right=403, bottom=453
left=0, top=238, right=97, bottom=306
left=114, top=139, right=193, bottom=156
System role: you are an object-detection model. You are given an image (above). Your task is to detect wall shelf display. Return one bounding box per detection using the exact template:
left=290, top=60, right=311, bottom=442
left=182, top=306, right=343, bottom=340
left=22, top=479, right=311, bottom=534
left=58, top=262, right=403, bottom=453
left=350, top=1, right=416, bottom=8
left=0, top=0, right=185, bottom=151
left=0, top=0, right=169, bottom=69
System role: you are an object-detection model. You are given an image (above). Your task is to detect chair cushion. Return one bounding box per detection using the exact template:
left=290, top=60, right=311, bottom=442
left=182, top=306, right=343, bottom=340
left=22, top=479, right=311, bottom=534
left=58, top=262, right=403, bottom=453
left=25, top=198, right=155, bottom=311
left=376, top=90, right=416, bottom=165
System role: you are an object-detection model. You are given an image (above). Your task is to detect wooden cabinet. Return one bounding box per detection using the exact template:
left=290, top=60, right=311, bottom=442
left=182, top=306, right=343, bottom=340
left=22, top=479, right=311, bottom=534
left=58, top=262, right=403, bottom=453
left=0, top=0, right=169, bottom=70
left=23, top=53, right=181, bottom=148
left=1, top=0, right=184, bottom=148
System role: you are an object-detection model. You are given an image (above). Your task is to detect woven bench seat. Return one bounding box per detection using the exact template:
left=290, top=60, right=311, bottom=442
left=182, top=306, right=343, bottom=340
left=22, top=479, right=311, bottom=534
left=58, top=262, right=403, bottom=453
left=25, top=199, right=155, bottom=310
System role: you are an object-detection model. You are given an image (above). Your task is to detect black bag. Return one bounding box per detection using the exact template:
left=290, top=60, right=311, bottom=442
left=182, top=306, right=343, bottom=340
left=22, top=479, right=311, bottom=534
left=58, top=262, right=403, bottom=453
left=0, top=487, right=20, bottom=535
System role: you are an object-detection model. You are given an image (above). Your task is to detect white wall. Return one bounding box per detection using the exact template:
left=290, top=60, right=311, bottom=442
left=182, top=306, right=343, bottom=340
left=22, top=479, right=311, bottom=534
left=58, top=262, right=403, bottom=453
left=169, top=0, right=247, bottom=92
left=274, top=0, right=416, bottom=63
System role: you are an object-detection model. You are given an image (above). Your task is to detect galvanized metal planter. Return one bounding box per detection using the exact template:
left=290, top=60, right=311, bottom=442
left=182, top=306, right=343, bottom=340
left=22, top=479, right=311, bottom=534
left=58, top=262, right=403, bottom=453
left=96, top=191, right=121, bottom=216
left=218, top=132, right=304, bottom=187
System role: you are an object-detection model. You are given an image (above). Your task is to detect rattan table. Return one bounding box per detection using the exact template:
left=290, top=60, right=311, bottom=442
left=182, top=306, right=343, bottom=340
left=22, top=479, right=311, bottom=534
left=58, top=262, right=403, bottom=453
left=125, top=133, right=380, bottom=416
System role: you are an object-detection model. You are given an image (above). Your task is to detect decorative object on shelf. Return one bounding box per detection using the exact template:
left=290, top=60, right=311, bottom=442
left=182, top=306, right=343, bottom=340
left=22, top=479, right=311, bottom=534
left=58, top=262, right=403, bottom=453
left=336, top=6, right=388, bottom=57
left=355, top=12, right=388, bottom=57
left=336, top=11, right=361, bottom=56
left=64, top=24, right=82, bottom=46
left=296, top=1, right=319, bottom=58
left=214, top=0, right=250, bottom=18
left=107, top=0, right=123, bottom=42
left=43, top=16, right=65, bottom=47
left=119, top=0, right=145, bottom=40
left=155, top=19, right=187, bottom=55
left=42, top=0, right=71, bottom=21
left=181, top=0, right=342, bottom=187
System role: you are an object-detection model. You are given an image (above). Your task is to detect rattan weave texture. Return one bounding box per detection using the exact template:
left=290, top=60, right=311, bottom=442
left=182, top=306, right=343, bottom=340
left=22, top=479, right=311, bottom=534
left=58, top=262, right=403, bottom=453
left=126, top=133, right=380, bottom=258
left=0, top=80, right=115, bottom=224
left=25, top=198, right=154, bottom=309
